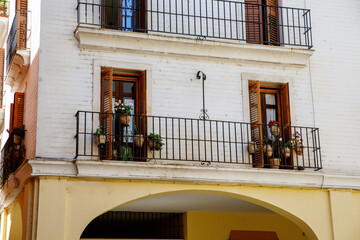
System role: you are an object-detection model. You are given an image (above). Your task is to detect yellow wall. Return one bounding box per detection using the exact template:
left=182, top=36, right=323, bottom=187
left=186, top=212, right=306, bottom=240
left=3, top=177, right=360, bottom=240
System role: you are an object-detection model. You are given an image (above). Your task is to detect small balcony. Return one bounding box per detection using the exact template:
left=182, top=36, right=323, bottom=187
left=77, top=0, right=312, bottom=49
left=0, top=1, right=9, bottom=46
left=5, top=9, right=30, bottom=91
left=75, top=111, right=322, bottom=170
left=0, top=127, right=26, bottom=186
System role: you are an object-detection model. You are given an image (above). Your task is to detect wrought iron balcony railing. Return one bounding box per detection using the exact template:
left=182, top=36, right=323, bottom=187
left=0, top=127, right=26, bottom=186
left=77, top=0, right=312, bottom=48
left=6, top=9, right=29, bottom=72
left=75, top=111, right=322, bottom=170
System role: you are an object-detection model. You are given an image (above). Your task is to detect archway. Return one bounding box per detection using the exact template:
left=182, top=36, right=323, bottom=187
left=8, top=202, right=22, bottom=240
left=79, top=191, right=318, bottom=240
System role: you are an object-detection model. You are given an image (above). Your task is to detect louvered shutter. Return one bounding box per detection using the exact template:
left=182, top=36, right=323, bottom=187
left=249, top=81, right=263, bottom=167
left=10, top=92, right=25, bottom=132
left=265, top=0, right=279, bottom=45
left=9, top=103, right=14, bottom=132
left=101, top=68, right=113, bottom=159
left=137, top=71, right=146, bottom=160
left=17, top=0, right=27, bottom=48
left=0, top=48, right=4, bottom=107
left=135, top=0, right=147, bottom=32
left=280, top=83, right=292, bottom=168
left=245, top=0, right=263, bottom=44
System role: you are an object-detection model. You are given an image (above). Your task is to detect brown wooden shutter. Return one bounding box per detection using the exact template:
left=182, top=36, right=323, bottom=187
left=265, top=0, right=279, bottom=45
left=249, top=81, right=263, bottom=167
left=9, top=92, right=25, bottom=133
left=17, top=0, right=28, bottom=48
left=280, top=83, right=292, bottom=168
left=9, top=103, right=14, bottom=132
left=101, top=68, right=113, bottom=159
left=135, top=0, right=147, bottom=32
left=245, top=0, right=263, bottom=44
left=136, top=71, right=147, bottom=160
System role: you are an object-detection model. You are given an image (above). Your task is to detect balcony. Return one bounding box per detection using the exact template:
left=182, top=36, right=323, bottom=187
left=77, top=0, right=312, bottom=49
left=5, top=10, right=30, bottom=91
left=0, top=1, right=9, bottom=46
left=0, top=127, right=26, bottom=186
left=75, top=111, right=322, bottom=171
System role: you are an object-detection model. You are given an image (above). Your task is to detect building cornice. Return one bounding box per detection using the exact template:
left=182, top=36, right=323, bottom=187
left=75, top=25, right=313, bottom=68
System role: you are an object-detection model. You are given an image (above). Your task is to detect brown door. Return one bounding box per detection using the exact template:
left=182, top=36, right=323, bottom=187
left=111, top=72, right=146, bottom=161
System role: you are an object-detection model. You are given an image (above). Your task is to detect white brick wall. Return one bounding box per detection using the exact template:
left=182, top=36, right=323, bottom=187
left=32, top=0, right=360, bottom=174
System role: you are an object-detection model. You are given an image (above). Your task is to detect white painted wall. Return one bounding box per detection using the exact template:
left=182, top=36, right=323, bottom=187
left=31, top=0, right=360, bottom=175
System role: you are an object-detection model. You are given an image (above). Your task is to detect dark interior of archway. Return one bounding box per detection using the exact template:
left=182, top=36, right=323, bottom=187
left=81, top=211, right=184, bottom=239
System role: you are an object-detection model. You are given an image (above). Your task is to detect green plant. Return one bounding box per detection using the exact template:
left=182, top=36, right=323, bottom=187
left=284, top=140, right=292, bottom=148
left=147, top=133, right=164, bottom=151
left=94, top=126, right=104, bottom=136
left=114, top=100, right=133, bottom=115
left=119, top=146, right=133, bottom=161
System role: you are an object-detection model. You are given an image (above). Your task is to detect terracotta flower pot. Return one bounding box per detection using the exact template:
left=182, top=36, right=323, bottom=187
left=147, top=139, right=157, bottom=149
left=263, top=144, right=273, bottom=158
left=94, top=134, right=106, bottom=145
left=281, top=147, right=291, bottom=158
left=270, top=125, right=280, bottom=136
left=247, top=141, right=257, bottom=154
left=269, top=158, right=281, bottom=169
left=295, top=144, right=304, bottom=155
left=120, top=114, right=131, bottom=125
left=134, top=134, right=144, bottom=147
left=13, top=135, right=21, bottom=144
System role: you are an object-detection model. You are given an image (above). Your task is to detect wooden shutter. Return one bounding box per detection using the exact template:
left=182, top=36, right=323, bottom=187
left=101, top=68, right=113, bottom=159
left=280, top=83, right=292, bottom=168
left=265, top=0, right=279, bottom=45
left=135, top=0, right=147, bottom=32
left=17, top=0, right=28, bottom=48
left=9, top=103, right=14, bottom=132
left=9, top=92, right=25, bottom=132
left=245, top=0, right=263, bottom=44
left=137, top=71, right=147, bottom=160
left=249, top=81, right=263, bottom=167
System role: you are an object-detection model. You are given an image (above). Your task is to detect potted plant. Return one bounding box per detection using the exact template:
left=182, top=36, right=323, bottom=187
left=269, top=120, right=280, bottom=136
left=114, top=100, right=133, bottom=125
left=119, top=146, right=133, bottom=161
left=262, top=137, right=273, bottom=158
left=133, top=125, right=144, bottom=148
left=269, top=151, right=281, bottom=169
left=292, top=131, right=304, bottom=155
left=94, top=126, right=106, bottom=146
left=281, top=140, right=292, bottom=158
left=147, top=133, right=164, bottom=151
left=247, top=141, right=258, bottom=154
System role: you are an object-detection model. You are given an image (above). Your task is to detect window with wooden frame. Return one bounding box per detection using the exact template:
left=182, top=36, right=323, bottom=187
left=249, top=81, right=291, bottom=168
left=100, top=67, right=146, bottom=160
left=102, top=0, right=147, bottom=32
left=245, top=0, right=279, bottom=45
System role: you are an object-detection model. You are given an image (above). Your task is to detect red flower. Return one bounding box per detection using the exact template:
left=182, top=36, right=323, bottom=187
left=268, top=120, right=279, bottom=126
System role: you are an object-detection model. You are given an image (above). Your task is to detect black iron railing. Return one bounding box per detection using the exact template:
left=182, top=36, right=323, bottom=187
left=0, top=127, right=26, bottom=186
left=77, top=0, right=312, bottom=48
left=75, top=111, right=321, bottom=170
left=6, top=10, right=29, bottom=72
left=0, top=1, right=8, bottom=17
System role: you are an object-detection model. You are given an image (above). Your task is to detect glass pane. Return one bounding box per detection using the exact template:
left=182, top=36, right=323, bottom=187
left=123, top=82, right=135, bottom=94
left=265, top=94, right=276, bottom=105
left=123, top=98, right=135, bottom=143
left=266, top=109, right=277, bottom=141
